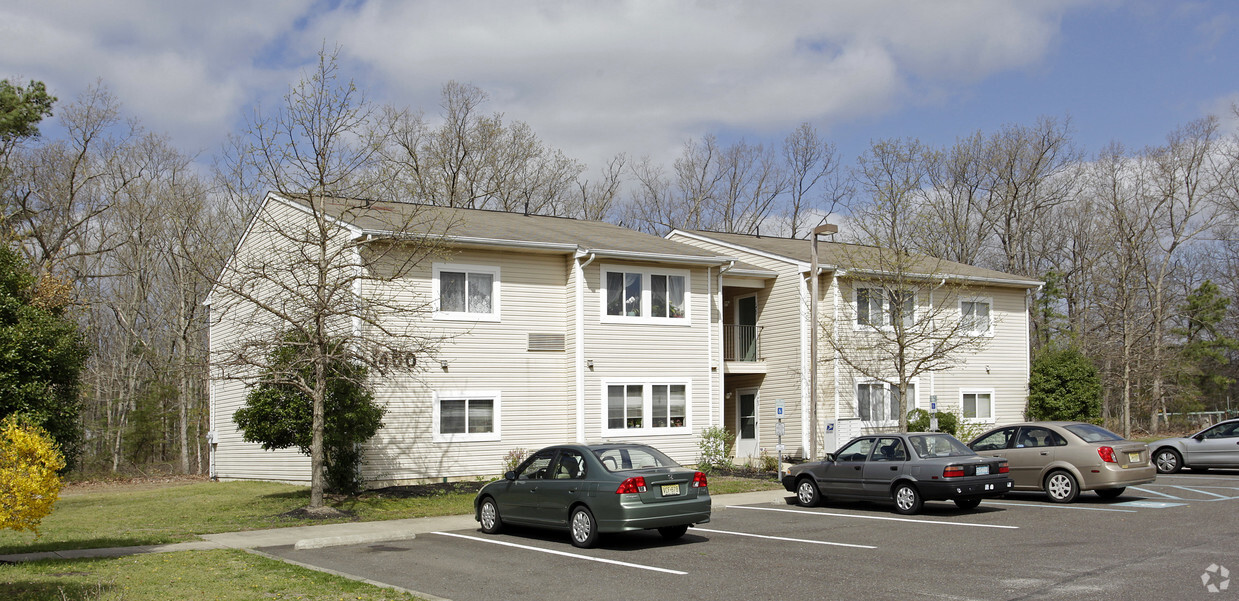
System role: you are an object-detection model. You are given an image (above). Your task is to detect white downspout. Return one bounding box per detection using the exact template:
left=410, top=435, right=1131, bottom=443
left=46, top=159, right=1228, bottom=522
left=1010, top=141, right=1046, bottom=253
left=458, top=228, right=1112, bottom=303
left=575, top=251, right=596, bottom=442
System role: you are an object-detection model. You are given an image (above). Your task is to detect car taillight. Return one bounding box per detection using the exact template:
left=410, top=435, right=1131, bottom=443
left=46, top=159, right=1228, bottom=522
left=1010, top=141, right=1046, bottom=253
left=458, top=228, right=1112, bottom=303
left=1098, top=446, right=1117, bottom=463
left=692, top=471, right=708, bottom=489
left=943, top=466, right=966, bottom=478
left=998, top=461, right=1010, bottom=474
left=616, top=476, right=647, bottom=494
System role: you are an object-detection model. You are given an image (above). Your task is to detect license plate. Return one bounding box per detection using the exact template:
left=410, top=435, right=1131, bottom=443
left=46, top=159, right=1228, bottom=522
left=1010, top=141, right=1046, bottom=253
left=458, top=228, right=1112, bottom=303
left=976, top=465, right=990, bottom=476
left=661, top=484, right=680, bottom=496
left=1128, top=452, right=1140, bottom=463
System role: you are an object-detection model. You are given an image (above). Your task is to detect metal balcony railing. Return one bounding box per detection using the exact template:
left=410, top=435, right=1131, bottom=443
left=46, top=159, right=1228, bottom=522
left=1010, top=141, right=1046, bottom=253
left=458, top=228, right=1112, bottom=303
left=724, top=324, right=763, bottom=362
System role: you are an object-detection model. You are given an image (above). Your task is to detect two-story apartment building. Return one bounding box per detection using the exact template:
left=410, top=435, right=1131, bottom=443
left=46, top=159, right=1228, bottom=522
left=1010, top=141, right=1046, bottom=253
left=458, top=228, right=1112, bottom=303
left=667, top=229, right=1042, bottom=463
left=208, top=192, right=1040, bottom=484
left=209, top=192, right=745, bottom=484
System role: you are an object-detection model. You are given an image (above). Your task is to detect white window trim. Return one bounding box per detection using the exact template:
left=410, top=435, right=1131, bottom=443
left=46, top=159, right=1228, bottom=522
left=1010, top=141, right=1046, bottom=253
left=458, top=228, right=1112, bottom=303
left=852, top=286, right=917, bottom=332
left=960, top=296, right=994, bottom=337
left=601, top=379, right=692, bottom=438
left=855, top=378, right=919, bottom=425
left=433, top=263, right=501, bottom=322
left=960, top=388, right=996, bottom=423
left=433, top=390, right=502, bottom=443
left=599, top=265, right=691, bottom=325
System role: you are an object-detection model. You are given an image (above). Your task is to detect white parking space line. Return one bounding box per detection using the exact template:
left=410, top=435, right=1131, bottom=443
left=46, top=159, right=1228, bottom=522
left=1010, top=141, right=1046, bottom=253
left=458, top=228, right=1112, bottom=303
left=984, top=501, right=1138, bottom=513
left=1129, top=486, right=1183, bottom=500
left=1168, top=485, right=1234, bottom=499
left=692, top=527, right=877, bottom=549
left=431, top=532, right=687, bottom=575
left=729, top=505, right=1019, bottom=529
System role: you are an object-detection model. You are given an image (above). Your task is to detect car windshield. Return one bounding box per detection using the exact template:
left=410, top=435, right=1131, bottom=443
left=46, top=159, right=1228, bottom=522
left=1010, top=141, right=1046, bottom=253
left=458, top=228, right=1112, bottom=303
left=593, top=446, right=680, bottom=472
left=908, top=434, right=975, bottom=458
left=1064, top=423, right=1124, bottom=442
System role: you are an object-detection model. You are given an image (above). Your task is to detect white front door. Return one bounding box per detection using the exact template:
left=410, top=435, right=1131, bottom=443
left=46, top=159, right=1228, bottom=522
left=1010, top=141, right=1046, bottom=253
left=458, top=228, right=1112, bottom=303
left=735, top=388, right=759, bottom=460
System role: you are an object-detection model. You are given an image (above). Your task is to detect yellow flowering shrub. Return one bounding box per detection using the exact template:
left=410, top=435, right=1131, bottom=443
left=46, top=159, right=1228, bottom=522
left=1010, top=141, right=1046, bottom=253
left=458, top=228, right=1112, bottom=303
left=0, top=415, right=66, bottom=535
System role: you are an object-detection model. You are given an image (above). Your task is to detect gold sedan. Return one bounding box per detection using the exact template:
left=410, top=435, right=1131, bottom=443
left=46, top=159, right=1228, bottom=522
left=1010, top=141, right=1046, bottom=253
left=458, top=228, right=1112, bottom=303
left=968, top=421, right=1155, bottom=503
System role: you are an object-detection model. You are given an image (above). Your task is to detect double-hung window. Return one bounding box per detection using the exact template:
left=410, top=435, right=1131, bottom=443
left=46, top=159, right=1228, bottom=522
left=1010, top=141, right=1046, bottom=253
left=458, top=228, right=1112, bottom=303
left=857, top=380, right=917, bottom=423
left=433, top=391, right=500, bottom=442
left=602, top=266, right=688, bottom=323
left=605, top=382, right=689, bottom=436
left=961, top=298, right=993, bottom=336
left=855, top=287, right=916, bottom=329
left=434, top=263, right=499, bottom=321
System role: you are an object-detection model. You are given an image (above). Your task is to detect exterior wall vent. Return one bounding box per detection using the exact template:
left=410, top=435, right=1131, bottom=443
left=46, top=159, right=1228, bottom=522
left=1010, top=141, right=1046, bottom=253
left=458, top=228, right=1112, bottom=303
left=527, top=333, right=566, bottom=352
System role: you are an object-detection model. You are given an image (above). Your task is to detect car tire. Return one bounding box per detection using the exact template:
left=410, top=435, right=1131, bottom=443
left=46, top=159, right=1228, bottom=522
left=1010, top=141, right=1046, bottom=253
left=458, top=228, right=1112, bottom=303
left=1095, top=487, right=1126, bottom=500
left=658, top=525, right=689, bottom=541
left=795, top=477, right=821, bottom=507
left=478, top=496, right=502, bottom=534
left=954, top=498, right=982, bottom=510
left=893, top=483, right=923, bottom=515
left=1044, top=470, right=1079, bottom=503
left=1153, top=448, right=1182, bottom=474
left=570, top=506, right=599, bottom=548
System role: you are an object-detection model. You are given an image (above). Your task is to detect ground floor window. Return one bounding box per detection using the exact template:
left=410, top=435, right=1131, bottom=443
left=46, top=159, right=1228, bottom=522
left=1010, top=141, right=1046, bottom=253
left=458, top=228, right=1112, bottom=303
left=856, top=380, right=917, bottom=424
left=961, top=390, right=994, bottom=421
left=604, top=381, right=689, bottom=436
left=434, top=391, right=501, bottom=442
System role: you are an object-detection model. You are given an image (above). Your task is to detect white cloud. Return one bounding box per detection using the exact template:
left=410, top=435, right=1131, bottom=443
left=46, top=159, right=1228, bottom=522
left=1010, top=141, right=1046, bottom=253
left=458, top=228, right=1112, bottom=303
left=0, top=0, right=1084, bottom=170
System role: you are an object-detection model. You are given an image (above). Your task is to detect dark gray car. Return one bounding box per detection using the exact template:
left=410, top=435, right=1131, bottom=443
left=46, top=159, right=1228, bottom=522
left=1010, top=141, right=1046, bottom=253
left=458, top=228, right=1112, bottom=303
left=781, top=433, right=1013, bottom=514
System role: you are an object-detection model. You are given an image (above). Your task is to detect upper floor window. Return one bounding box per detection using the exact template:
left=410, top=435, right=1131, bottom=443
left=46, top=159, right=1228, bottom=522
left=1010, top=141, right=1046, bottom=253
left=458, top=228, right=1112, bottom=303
left=961, top=298, right=992, bottom=336
left=434, top=263, right=500, bottom=321
left=856, top=287, right=915, bottom=329
left=602, top=266, right=688, bottom=323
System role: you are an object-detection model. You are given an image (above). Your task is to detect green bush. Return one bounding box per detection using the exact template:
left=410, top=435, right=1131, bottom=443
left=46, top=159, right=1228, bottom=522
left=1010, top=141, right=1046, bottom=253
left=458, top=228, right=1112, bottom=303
left=1028, top=346, right=1102, bottom=423
left=502, top=448, right=527, bottom=474
left=697, top=425, right=734, bottom=472
left=906, top=408, right=957, bottom=434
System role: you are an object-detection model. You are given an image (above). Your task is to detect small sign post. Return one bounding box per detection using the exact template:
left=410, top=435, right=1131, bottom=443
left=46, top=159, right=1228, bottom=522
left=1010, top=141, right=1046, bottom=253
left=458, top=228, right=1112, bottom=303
left=775, top=399, right=785, bottom=471
left=929, top=394, right=939, bottom=432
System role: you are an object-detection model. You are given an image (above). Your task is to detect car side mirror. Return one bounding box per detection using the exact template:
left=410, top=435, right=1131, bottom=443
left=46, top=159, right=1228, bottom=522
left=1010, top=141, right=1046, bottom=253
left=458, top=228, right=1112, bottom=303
left=825, top=453, right=836, bottom=462
left=504, top=470, right=516, bottom=481
left=1193, top=434, right=1206, bottom=442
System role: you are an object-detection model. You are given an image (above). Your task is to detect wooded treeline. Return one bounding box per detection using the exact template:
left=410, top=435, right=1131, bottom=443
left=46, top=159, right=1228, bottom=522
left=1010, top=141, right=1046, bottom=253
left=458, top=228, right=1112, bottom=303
left=2, top=72, right=1236, bottom=473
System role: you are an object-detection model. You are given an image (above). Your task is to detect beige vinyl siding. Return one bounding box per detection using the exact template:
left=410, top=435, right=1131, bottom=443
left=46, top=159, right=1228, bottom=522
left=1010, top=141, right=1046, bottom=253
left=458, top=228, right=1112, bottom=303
left=209, top=198, right=338, bottom=483
left=666, top=234, right=815, bottom=459
left=580, top=262, right=715, bottom=464
left=362, top=249, right=573, bottom=483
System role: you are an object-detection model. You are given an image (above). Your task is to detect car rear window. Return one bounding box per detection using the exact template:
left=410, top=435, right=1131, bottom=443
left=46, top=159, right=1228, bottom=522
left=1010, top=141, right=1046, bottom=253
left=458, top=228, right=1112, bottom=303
left=908, top=434, right=975, bottom=458
left=593, top=446, right=680, bottom=472
left=1063, top=424, right=1124, bottom=443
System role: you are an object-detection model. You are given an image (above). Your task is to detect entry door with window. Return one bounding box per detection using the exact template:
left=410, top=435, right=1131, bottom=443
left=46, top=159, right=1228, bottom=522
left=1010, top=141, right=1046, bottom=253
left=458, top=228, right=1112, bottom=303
left=736, top=389, right=759, bottom=459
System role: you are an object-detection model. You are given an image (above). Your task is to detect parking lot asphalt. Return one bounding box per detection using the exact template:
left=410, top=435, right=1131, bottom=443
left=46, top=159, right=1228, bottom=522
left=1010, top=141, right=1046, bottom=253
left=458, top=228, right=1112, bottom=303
left=256, top=472, right=1239, bottom=601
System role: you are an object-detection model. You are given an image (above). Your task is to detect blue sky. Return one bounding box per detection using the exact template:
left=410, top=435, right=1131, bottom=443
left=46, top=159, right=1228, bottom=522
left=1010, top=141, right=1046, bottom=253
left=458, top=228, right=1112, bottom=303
left=1, top=1, right=1236, bottom=176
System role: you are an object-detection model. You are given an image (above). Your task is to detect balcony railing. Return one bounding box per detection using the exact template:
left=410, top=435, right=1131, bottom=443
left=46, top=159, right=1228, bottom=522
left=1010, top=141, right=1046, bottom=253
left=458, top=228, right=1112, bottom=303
left=724, top=324, right=763, bottom=362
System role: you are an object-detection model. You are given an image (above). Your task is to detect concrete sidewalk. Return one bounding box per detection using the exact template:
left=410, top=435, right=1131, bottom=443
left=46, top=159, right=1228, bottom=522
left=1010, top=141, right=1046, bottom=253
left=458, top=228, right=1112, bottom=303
left=0, top=489, right=788, bottom=563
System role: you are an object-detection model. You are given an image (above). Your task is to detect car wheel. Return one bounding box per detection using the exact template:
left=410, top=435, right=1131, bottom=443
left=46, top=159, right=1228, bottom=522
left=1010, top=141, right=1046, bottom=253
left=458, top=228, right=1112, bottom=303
left=1044, top=470, right=1079, bottom=503
left=954, top=498, right=982, bottom=510
left=569, top=506, right=599, bottom=548
left=1153, top=448, right=1182, bottom=474
left=478, top=497, right=502, bottom=534
left=657, top=525, right=689, bottom=541
left=893, top=483, right=923, bottom=515
left=1095, top=487, right=1126, bottom=500
left=795, top=477, right=821, bottom=507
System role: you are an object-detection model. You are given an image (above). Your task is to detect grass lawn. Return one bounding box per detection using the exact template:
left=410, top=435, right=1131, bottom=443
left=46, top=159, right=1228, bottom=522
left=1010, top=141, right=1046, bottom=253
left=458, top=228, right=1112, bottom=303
left=0, top=474, right=781, bottom=600
left=0, top=475, right=782, bottom=555
left=1, top=549, right=423, bottom=601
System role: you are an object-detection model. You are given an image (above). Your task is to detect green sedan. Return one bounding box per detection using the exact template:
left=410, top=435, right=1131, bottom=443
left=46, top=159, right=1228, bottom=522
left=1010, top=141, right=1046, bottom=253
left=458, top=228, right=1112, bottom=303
left=474, top=443, right=711, bottom=548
